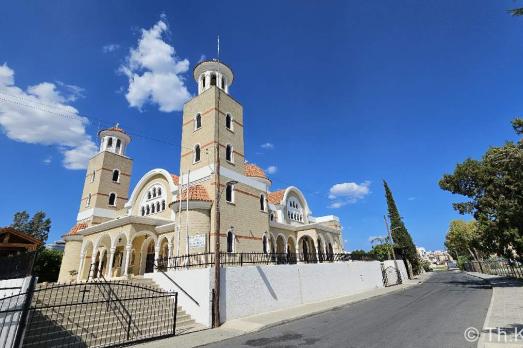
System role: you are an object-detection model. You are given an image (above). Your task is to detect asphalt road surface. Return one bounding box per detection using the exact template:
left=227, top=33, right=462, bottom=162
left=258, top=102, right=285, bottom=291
left=203, top=272, right=492, bottom=348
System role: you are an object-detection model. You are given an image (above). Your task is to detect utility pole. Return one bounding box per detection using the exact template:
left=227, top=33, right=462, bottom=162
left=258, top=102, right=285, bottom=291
left=213, top=35, right=222, bottom=328
left=384, top=216, right=403, bottom=285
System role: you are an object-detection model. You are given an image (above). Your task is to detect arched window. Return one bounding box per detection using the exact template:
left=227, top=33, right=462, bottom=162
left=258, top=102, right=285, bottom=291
left=115, top=139, right=121, bottom=153
left=210, top=74, right=217, bottom=86
left=152, top=187, right=157, bottom=197
left=156, top=201, right=160, bottom=212
left=262, top=235, right=268, bottom=254
left=141, top=207, right=145, bottom=216
left=227, top=231, right=234, bottom=253
left=107, top=137, right=113, bottom=148
left=112, top=169, right=120, bottom=182
left=86, top=193, right=91, bottom=207
left=91, top=170, right=96, bottom=183
left=225, top=114, right=232, bottom=130
left=194, top=144, right=201, bottom=163
left=195, top=113, right=202, bottom=130
left=270, top=213, right=274, bottom=221
left=225, top=183, right=234, bottom=203
left=260, top=194, right=265, bottom=211
left=221, top=77, right=226, bottom=88
left=202, top=75, right=206, bottom=88
left=108, top=193, right=117, bottom=206
left=146, top=205, right=150, bottom=215
left=147, top=191, right=151, bottom=200
left=158, top=187, right=162, bottom=196
left=162, top=200, right=166, bottom=210
left=151, top=203, right=155, bottom=213
left=225, top=144, right=233, bottom=162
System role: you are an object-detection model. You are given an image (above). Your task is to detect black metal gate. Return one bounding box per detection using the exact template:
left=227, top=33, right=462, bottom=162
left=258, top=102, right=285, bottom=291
left=1, top=278, right=178, bottom=348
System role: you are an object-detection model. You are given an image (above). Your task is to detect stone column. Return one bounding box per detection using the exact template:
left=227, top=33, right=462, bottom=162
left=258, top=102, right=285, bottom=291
left=198, top=75, right=203, bottom=94
left=123, top=244, right=132, bottom=277
left=313, top=240, right=319, bottom=264
left=97, top=249, right=106, bottom=278
left=77, top=252, right=85, bottom=282
left=205, top=72, right=211, bottom=90
left=168, top=242, right=174, bottom=268
left=106, top=247, right=116, bottom=279
left=154, top=246, right=160, bottom=273
left=88, top=251, right=97, bottom=280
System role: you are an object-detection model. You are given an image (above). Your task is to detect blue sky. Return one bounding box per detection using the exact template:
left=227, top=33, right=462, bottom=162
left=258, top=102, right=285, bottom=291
left=0, top=1, right=521, bottom=251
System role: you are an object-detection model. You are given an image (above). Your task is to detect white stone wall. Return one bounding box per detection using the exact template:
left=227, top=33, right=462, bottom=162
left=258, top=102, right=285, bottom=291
left=0, top=276, right=33, bottom=348
left=383, top=260, right=409, bottom=284
left=145, top=268, right=213, bottom=327
left=220, top=261, right=384, bottom=322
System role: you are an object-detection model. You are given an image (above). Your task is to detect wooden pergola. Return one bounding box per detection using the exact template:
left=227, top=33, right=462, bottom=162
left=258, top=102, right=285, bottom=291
left=0, top=227, right=41, bottom=257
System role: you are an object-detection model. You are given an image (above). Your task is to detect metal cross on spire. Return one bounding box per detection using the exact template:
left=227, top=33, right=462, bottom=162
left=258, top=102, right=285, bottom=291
left=217, top=35, right=220, bottom=61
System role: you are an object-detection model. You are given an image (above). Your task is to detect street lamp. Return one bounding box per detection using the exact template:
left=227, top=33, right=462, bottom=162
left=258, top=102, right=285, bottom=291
left=213, top=179, right=238, bottom=328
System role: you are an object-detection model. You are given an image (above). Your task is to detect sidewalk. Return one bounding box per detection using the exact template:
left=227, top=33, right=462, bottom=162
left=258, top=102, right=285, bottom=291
left=135, top=273, right=431, bottom=348
left=467, top=272, right=523, bottom=348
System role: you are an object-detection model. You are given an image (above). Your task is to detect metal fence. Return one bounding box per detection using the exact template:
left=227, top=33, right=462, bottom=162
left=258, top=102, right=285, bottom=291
left=0, top=271, right=179, bottom=347
left=0, top=253, right=36, bottom=280
left=464, top=260, right=523, bottom=279
left=156, top=252, right=376, bottom=271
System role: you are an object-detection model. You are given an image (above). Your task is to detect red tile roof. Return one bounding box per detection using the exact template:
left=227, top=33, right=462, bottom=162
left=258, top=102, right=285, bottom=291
left=245, top=163, right=268, bottom=179
left=175, top=185, right=212, bottom=202
left=65, top=222, right=88, bottom=236
left=268, top=189, right=286, bottom=204
left=171, top=174, right=180, bottom=185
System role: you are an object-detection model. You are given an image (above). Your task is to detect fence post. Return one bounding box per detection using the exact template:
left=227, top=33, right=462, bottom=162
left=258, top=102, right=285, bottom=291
left=173, top=293, right=178, bottom=336
left=13, top=275, right=37, bottom=348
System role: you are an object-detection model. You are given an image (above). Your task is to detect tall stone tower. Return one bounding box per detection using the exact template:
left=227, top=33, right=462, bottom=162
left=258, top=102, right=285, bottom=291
left=179, top=60, right=270, bottom=253
left=179, top=60, right=243, bottom=176
left=77, top=125, right=133, bottom=227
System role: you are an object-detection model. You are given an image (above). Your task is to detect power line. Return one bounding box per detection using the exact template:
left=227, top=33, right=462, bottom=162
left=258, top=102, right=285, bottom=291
left=0, top=91, right=180, bottom=146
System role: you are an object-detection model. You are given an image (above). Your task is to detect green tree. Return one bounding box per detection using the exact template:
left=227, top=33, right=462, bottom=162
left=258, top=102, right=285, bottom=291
left=383, top=181, right=420, bottom=274
left=439, top=118, right=523, bottom=261
left=33, top=249, right=63, bottom=282
left=369, top=243, right=392, bottom=262
left=444, top=220, right=483, bottom=262
left=11, top=210, right=51, bottom=244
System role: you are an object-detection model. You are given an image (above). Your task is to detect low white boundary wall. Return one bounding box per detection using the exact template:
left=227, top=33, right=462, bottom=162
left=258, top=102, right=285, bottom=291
left=220, top=261, right=384, bottom=322
left=0, top=276, right=33, bottom=348
left=145, top=268, right=212, bottom=327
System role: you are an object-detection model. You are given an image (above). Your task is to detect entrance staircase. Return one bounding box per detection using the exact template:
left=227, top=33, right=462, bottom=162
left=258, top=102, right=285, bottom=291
left=22, top=277, right=203, bottom=347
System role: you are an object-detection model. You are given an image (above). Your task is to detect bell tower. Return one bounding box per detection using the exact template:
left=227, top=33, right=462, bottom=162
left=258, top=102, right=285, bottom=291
left=179, top=60, right=245, bottom=177
left=77, top=124, right=133, bottom=226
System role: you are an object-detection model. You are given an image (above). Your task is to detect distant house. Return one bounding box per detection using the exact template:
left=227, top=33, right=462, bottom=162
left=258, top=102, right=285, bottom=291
left=0, top=227, right=41, bottom=257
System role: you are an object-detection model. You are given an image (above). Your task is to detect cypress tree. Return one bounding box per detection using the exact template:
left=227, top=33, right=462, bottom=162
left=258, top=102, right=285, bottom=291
left=383, top=180, right=420, bottom=275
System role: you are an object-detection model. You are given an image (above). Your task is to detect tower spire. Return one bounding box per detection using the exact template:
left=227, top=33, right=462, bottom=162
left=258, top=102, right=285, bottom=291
left=217, top=35, right=220, bottom=61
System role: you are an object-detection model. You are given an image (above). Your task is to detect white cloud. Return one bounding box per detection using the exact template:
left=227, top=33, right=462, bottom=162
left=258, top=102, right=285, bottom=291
left=120, top=19, right=191, bottom=112
left=266, top=166, right=278, bottom=174
left=43, top=156, right=52, bottom=165
left=408, top=196, right=416, bottom=201
left=328, top=180, right=371, bottom=208
left=261, top=142, right=274, bottom=150
left=0, top=63, right=97, bottom=170
left=198, top=54, right=206, bottom=62
left=102, top=43, right=120, bottom=53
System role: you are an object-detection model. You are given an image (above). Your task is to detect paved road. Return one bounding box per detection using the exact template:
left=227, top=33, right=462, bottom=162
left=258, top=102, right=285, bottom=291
left=203, top=272, right=492, bottom=348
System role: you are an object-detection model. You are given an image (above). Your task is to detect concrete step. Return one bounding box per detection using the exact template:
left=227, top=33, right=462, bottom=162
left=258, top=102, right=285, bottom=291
left=23, top=318, right=199, bottom=347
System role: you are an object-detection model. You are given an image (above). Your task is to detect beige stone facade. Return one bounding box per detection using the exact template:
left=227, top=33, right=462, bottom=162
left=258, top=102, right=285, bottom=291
left=58, top=60, right=344, bottom=283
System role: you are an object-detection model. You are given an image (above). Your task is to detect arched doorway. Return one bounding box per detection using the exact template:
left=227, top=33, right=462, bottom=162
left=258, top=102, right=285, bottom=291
left=299, top=236, right=317, bottom=263
left=157, top=237, right=169, bottom=271
left=317, top=237, right=324, bottom=263
left=276, top=235, right=286, bottom=264
left=287, top=237, right=297, bottom=264
left=80, top=241, right=93, bottom=280
left=144, top=238, right=156, bottom=274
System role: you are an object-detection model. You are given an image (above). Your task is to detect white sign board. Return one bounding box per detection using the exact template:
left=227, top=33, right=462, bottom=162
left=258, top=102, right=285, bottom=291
left=189, top=234, right=206, bottom=248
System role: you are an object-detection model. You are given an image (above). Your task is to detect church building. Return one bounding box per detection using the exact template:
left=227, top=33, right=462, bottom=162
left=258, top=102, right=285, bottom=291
left=58, top=59, right=344, bottom=283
